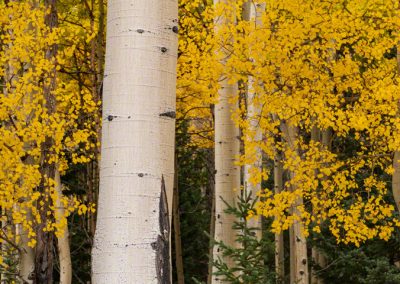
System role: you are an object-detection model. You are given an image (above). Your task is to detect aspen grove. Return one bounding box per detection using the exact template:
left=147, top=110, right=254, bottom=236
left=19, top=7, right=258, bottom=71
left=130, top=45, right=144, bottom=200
left=1, top=0, right=400, bottom=283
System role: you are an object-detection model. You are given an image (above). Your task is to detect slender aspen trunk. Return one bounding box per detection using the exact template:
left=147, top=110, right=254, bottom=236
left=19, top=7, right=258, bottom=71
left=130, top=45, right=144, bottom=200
left=282, top=123, right=309, bottom=284
left=208, top=191, right=216, bottom=284
left=392, top=37, right=400, bottom=268
left=316, top=130, right=329, bottom=273
left=173, top=157, right=185, bottom=284
left=212, top=81, right=240, bottom=283
left=311, top=39, right=335, bottom=282
left=393, top=152, right=400, bottom=211
left=17, top=212, right=35, bottom=284
left=211, top=1, right=240, bottom=283
left=393, top=150, right=400, bottom=268
left=242, top=0, right=265, bottom=241
left=17, top=162, right=34, bottom=284
left=2, top=4, right=36, bottom=280
left=87, top=0, right=99, bottom=238
left=274, top=150, right=285, bottom=282
left=393, top=39, right=400, bottom=213
left=289, top=227, right=296, bottom=284
left=35, top=2, right=58, bottom=282
left=35, top=171, right=55, bottom=284
left=91, top=0, right=178, bottom=282
left=310, top=126, right=328, bottom=284
left=54, top=170, right=72, bottom=284
left=4, top=31, right=36, bottom=284
left=310, top=126, right=319, bottom=284
left=208, top=147, right=216, bottom=284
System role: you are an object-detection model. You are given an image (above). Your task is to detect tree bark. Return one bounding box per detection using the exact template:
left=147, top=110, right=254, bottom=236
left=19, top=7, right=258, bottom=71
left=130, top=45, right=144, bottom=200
left=274, top=150, right=285, bottom=282
left=392, top=35, right=400, bottom=268
left=393, top=152, right=400, bottom=211
left=212, top=1, right=241, bottom=282
left=17, top=211, right=35, bottom=284
left=211, top=2, right=240, bottom=282
left=208, top=147, right=216, bottom=284
left=310, top=127, right=320, bottom=284
left=1, top=3, right=36, bottom=280
left=393, top=37, right=400, bottom=213
left=173, top=157, right=185, bottom=284
left=91, top=0, right=178, bottom=282
left=242, top=0, right=265, bottom=242
left=34, top=1, right=58, bottom=282
left=282, top=123, right=309, bottom=284
left=54, top=170, right=72, bottom=284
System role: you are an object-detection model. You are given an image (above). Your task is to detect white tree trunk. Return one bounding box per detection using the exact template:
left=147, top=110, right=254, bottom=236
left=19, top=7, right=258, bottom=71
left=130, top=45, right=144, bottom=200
left=212, top=85, right=240, bottom=283
left=274, top=150, right=285, bottom=282
left=92, top=0, right=178, bottom=283
left=243, top=0, right=265, bottom=241
left=212, top=1, right=240, bottom=282
left=5, top=17, right=35, bottom=281
left=16, top=214, right=35, bottom=284
left=282, top=123, right=309, bottom=284
left=54, top=170, right=72, bottom=284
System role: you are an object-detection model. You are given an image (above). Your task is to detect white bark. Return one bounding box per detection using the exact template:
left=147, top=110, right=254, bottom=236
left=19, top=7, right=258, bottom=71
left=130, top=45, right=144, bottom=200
left=243, top=0, right=265, bottom=241
left=212, top=85, right=240, bottom=283
left=16, top=216, right=35, bottom=284
left=274, top=151, right=285, bottom=282
left=54, top=170, right=72, bottom=284
left=92, top=0, right=178, bottom=283
left=282, top=123, right=309, bottom=284
left=6, top=17, right=35, bottom=282
left=212, top=1, right=240, bottom=282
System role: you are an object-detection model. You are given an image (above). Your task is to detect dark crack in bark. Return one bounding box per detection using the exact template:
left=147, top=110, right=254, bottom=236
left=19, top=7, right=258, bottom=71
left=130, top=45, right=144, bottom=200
left=156, top=176, right=170, bottom=284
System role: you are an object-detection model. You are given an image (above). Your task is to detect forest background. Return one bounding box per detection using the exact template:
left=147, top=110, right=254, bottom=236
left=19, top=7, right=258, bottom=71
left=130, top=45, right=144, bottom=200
left=1, top=0, right=400, bottom=283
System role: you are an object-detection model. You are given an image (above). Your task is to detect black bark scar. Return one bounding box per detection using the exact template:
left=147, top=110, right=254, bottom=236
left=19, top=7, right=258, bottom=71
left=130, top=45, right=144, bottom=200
left=156, top=176, right=170, bottom=284
left=159, top=111, right=176, bottom=119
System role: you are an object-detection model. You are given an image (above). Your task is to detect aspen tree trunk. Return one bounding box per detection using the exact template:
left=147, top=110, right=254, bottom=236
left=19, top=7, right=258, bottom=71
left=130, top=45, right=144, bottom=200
left=87, top=0, right=100, bottom=237
left=310, top=126, right=320, bottom=284
left=311, top=39, right=335, bottom=280
left=282, top=123, right=309, bottom=284
left=54, top=170, right=72, bottom=284
left=393, top=150, right=400, bottom=269
left=274, top=150, right=285, bottom=282
left=91, top=0, right=178, bottom=282
left=392, top=36, right=400, bottom=268
left=17, top=161, right=35, bottom=284
left=207, top=147, right=216, bottom=284
left=242, top=0, right=265, bottom=241
left=273, top=116, right=285, bottom=283
left=35, top=1, right=59, bottom=282
left=6, top=61, right=35, bottom=284
left=6, top=38, right=36, bottom=284
left=17, top=212, right=35, bottom=283
left=393, top=40, right=400, bottom=213
left=318, top=130, right=330, bottom=273
left=173, top=157, right=185, bottom=284
left=310, top=127, right=330, bottom=284
left=87, top=0, right=106, bottom=239
left=212, top=81, right=240, bottom=283
left=393, top=152, right=400, bottom=211
left=289, top=225, right=296, bottom=283
left=212, top=1, right=241, bottom=282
